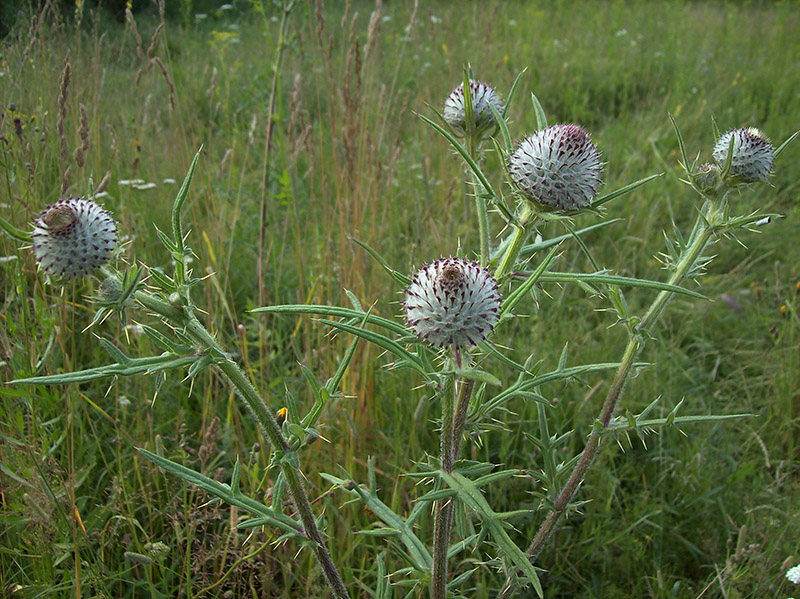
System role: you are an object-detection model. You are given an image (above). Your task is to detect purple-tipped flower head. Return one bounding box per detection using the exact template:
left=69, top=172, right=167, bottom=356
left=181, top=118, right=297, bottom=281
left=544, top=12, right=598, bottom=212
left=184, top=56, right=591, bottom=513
left=508, top=124, right=603, bottom=211
left=712, top=127, right=774, bottom=183
left=31, top=197, right=118, bottom=281
left=404, top=258, right=501, bottom=350
left=443, top=80, right=504, bottom=133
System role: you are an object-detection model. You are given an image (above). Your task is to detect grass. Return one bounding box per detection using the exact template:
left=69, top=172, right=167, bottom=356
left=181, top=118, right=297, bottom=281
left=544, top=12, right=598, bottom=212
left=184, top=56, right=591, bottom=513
left=1, top=1, right=799, bottom=598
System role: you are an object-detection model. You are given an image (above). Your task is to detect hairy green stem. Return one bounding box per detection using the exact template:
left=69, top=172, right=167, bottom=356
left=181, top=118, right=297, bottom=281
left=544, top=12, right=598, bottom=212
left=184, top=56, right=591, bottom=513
left=432, top=375, right=475, bottom=599
left=496, top=201, right=720, bottom=599
left=134, top=291, right=350, bottom=599
left=494, top=204, right=534, bottom=280
left=494, top=223, right=527, bottom=280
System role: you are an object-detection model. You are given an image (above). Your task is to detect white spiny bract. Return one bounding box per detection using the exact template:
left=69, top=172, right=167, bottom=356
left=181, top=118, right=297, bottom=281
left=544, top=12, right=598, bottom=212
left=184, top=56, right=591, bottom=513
left=403, top=258, right=501, bottom=350
left=712, top=127, right=774, bottom=183
left=31, top=197, right=118, bottom=281
left=442, top=80, right=504, bottom=132
left=508, top=124, right=603, bottom=211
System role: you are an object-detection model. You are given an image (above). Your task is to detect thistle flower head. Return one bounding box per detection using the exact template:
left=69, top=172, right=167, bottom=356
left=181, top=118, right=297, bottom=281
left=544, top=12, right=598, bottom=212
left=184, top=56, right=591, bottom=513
left=508, top=124, right=603, bottom=211
left=31, top=197, right=117, bottom=281
left=712, top=127, right=774, bottom=183
left=443, top=80, right=504, bottom=133
left=403, top=258, right=501, bottom=350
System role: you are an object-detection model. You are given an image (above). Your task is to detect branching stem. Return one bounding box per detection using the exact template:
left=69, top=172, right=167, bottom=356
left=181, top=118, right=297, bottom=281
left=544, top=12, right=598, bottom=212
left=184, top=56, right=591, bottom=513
left=496, top=199, right=720, bottom=599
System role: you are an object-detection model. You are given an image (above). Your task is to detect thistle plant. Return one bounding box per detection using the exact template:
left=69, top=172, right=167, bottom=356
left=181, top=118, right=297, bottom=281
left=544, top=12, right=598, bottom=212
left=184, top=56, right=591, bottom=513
left=6, top=152, right=350, bottom=599
left=258, top=73, right=797, bottom=598
left=4, top=64, right=797, bottom=599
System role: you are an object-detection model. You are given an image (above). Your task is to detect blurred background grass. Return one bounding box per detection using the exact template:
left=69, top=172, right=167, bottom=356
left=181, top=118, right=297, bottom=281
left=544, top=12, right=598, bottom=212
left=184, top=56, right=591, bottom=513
left=1, top=1, right=798, bottom=597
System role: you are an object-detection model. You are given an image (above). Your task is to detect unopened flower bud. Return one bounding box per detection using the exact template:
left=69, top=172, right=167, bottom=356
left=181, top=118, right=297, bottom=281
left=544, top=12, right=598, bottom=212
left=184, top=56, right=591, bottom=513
left=693, top=162, right=721, bottom=194
left=443, top=80, right=504, bottom=133
left=508, top=124, right=603, bottom=211
left=404, top=258, right=501, bottom=350
left=712, top=127, right=774, bottom=183
left=31, top=197, right=117, bottom=281
left=97, top=276, right=123, bottom=303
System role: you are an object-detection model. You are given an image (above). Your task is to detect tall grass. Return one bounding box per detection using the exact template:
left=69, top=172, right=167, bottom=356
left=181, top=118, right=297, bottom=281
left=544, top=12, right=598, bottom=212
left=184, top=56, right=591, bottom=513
left=1, top=1, right=799, bottom=597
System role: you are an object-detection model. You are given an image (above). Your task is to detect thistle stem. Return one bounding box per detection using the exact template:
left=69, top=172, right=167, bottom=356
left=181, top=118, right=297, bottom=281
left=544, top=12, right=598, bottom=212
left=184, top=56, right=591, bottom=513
left=494, top=223, right=527, bottom=280
left=134, top=291, right=350, bottom=599
left=496, top=200, right=720, bottom=599
left=494, top=204, right=534, bottom=280
left=432, top=374, right=475, bottom=599
left=468, top=135, right=491, bottom=268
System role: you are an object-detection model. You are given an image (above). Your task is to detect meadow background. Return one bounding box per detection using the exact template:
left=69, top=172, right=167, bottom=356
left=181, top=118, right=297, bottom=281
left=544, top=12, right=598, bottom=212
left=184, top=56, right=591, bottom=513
left=1, top=1, right=799, bottom=597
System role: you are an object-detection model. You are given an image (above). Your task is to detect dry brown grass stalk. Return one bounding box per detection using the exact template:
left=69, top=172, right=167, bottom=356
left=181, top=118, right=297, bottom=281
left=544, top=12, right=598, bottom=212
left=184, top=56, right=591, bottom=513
left=151, top=57, right=177, bottom=114
left=125, top=9, right=145, bottom=62
left=94, top=171, right=111, bottom=195
left=56, top=56, right=71, bottom=166
left=73, top=104, right=89, bottom=168
left=146, top=23, right=164, bottom=60
left=105, top=123, right=119, bottom=158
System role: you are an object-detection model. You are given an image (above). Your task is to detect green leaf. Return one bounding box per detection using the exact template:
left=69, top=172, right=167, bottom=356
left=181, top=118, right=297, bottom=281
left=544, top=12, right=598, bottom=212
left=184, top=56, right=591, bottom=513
left=519, top=219, right=622, bottom=257
left=591, top=173, right=662, bottom=209
left=350, top=237, right=412, bottom=287
left=440, top=471, right=542, bottom=597
left=172, top=148, right=202, bottom=253
left=535, top=271, right=707, bottom=300
left=504, top=69, right=527, bottom=119
left=138, top=448, right=303, bottom=537
left=449, top=368, right=502, bottom=387
left=318, top=319, right=429, bottom=379
left=10, top=353, right=199, bottom=385
left=0, top=214, right=32, bottom=243
left=141, top=325, right=193, bottom=354
left=322, top=472, right=433, bottom=572
left=253, top=304, right=408, bottom=337
left=774, top=130, right=799, bottom=159
left=531, top=92, right=548, bottom=130
left=501, top=244, right=561, bottom=318
left=417, top=113, right=499, bottom=205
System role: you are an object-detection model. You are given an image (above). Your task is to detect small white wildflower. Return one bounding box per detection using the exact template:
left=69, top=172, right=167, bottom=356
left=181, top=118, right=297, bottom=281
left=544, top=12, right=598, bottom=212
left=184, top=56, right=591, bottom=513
left=118, top=179, right=145, bottom=186
left=712, top=127, right=775, bottom=183
left=442, top=80, right=504, bottom=133
left=508, top=124, right=603, bottom=211
left=132, top=182, right=157, bottom=190
left=31, top=198, right=118, bottom=281
left=195, top=13, right=208, bottom=20
left=430, top=15, right=442, bottom=24
left=118, top=396, right=131, bottom=408
left=615, top=28, right=628, bottom=36
left=162, top=178, right=177, bottom=184
left=787, top=564, right=800, bottom=584
left=508, top=19, right=517, bottom=26
left=220, top=4, right=233, bottom=10
left=404, top=258, right=501, bottom=350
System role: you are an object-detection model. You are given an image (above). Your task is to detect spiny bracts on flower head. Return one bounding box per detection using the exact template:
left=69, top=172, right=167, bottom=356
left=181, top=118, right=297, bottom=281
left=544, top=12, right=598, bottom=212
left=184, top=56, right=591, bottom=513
left=443, top=80, right=504, bottom=133
left=403, top=258, right=501, bottom=350
left=31, top=197, right=118, bottom=281
left=508, top=124, right=603, bottom=211
left=712, top=127, right=774, bottom=183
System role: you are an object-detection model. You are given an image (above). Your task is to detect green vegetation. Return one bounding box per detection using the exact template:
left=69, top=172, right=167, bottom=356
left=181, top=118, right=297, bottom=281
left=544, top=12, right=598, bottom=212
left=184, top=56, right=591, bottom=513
left=1, top=1, right=798, bottom=598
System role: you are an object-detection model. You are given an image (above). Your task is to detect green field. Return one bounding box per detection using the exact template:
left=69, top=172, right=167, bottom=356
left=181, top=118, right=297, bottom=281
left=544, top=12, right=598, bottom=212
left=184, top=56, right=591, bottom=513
left=1, top=1, right=799, bottom=598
